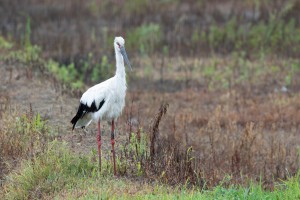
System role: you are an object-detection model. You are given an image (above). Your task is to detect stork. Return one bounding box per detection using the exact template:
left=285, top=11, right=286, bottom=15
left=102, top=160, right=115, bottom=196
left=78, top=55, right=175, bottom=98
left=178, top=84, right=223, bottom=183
left=71, top=37, right=132, bottom=175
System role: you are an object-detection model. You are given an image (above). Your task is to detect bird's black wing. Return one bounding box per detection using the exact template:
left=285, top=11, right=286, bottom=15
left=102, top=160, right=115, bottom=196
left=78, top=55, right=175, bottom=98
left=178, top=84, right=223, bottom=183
left=70, top=99, right=105, bottom=130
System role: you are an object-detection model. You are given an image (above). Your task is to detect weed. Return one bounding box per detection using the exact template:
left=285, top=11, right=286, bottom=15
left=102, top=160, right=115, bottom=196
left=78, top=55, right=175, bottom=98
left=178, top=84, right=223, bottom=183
left=118, top=127, right=148, bottom=176
left=122, top=91, right=300, bottom=188
left=2, top=141, right=300, bottom=199
left=90, top=54, right=114, bottom=83
left=150, top=102, right=168, bottom=159
left=0, top=107, right=50, bottom=181
left=2, top=140, right=98, bottom=199
left=3, top=0, right=300, bottom=59
left=0, top=37, right=85, bottom=92
left=0, top=36, right=13, bottom=50
left=123, top=0, right=149, bottom=16
left=24, top=16, right=31, bottom=49
left=47, top=60, right=84, bottom=90
left=126, top=23, right=162, bottom=55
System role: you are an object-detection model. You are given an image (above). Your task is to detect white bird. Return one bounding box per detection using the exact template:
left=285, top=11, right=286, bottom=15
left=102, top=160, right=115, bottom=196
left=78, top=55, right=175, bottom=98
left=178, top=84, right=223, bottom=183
left=71, top=36, right=132, bottom=175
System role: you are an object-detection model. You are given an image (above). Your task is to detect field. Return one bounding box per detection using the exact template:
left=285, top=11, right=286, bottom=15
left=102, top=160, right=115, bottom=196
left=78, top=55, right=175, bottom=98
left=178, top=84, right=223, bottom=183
left=1, top=0, right=300, bottom=199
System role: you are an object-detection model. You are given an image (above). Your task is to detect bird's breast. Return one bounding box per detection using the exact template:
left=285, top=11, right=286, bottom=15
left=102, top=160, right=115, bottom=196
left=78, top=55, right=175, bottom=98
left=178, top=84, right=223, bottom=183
left=97, top=84, right=126, bottom=120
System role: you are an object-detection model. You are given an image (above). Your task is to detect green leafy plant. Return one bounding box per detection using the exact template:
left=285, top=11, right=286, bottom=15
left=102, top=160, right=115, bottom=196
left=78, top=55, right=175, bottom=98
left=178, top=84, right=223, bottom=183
left=0, top=36, right=13, bottom=49
left=0, top=108, right=50, bottom=178
left=24, top=16, right=31, bottom=49
left=2, top=140, right=98, bottom=199
left=119, top=130, right=148, bottom=176
left=127, top=23, right=162, bottom=55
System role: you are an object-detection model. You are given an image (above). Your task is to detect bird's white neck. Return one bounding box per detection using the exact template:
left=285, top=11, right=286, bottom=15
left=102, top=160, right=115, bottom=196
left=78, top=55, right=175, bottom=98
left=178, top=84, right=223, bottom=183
left=115, top=50, right=126, bottom=80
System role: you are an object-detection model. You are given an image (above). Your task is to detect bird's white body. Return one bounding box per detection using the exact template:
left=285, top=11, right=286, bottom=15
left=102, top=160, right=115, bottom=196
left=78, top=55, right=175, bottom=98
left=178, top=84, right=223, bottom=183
left=71, top=37, right=130, bottom=129
left=75, top=75, right=127, bottom=128
left=71, top=36, right=131, bottom=175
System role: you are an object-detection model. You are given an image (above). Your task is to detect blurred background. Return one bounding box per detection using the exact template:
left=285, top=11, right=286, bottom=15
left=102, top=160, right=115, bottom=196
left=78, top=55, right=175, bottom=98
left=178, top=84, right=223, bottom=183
left=1, top=0, right=300, bottom=89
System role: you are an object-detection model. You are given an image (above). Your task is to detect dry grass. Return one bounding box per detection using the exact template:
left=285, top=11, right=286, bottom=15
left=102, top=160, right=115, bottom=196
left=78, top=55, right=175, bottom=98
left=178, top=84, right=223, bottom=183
left=2, top=0, right=300, bottom=62
left=122, top=86, right=300, bottom=189
left=0, top=105, right=50, bottom=181
left=0, top=12, right=299, bottom=193
left=1, top=47, right=299, bottom=190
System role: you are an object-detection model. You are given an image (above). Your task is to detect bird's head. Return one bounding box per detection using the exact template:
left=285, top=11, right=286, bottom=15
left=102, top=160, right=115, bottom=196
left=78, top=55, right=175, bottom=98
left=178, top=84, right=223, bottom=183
left=114, top=36, right=132, bottom=71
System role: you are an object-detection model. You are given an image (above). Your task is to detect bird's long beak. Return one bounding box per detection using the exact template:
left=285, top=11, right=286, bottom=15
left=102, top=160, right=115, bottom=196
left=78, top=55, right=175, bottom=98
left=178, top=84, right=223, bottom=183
left=120, top=46, right=132, bottom=71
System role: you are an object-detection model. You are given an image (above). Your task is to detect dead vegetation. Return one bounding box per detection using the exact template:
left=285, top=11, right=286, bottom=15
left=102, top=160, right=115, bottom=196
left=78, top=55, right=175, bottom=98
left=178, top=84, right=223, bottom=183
left=0, top=97, right=51, bottom=182
left=121, top=86, right=300, bottom=189
left=0, top=0, right=299, bottom=193
left=1, top=44, right=299, bottom=191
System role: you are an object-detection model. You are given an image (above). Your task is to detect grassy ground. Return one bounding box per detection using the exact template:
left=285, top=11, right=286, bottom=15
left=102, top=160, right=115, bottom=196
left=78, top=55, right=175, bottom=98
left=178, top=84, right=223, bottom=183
left=1, top=1, right=300, bottom=198
left=0, top=37, right=299, bottom=199
left=1, top=141, right=300, bottom=199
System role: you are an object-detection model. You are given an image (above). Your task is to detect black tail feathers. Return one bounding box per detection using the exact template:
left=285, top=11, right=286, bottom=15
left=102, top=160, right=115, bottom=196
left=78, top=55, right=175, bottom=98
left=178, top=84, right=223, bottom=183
left=71, top=99, right=105, bottom=130
left=71, top=103, right=85, bottom=130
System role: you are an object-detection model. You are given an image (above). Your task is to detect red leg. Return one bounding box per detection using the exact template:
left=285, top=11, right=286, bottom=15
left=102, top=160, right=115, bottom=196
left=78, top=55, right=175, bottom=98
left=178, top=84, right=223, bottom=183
left=111, top=119, right=116, bottom=175
left=97, top=120, right=101, bottom=171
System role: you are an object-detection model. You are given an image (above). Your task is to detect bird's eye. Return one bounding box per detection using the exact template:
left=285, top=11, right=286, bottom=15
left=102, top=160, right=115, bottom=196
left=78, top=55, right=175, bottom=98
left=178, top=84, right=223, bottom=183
left=117, top=42, right=121, bottom=48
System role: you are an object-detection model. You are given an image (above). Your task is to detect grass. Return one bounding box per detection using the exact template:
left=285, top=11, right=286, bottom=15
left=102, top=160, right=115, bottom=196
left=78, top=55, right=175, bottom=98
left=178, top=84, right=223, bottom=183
left=0, top=35, right=115, bottom=91
left=1, top=34, right=299, bottom=188
left=0, top=102, right=298, bottom=199
left=133, top=53, right=300, bottom=91
left=3, top=0, right=300, bottom=61
left=0, top=103, right=299, bottom=199
left=3, top=11, right=300, bottom=92
left=1, top=140, right=300, bottom=199
left=0, top=107, right=50, bottom=179
left=1, top=3, right=300, bottom=197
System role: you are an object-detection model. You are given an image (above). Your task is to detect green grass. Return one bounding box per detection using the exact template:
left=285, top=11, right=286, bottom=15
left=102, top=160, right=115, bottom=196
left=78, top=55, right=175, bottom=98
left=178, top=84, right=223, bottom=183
left=0, top=36, right=13, bottom=49
left=0, top=35, right=117, bottom=91
left=0, top=109, right=50, bottom=164
left=1, top=140, right=299, bottom=200
left=77, top=0, right=300, bottom=57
